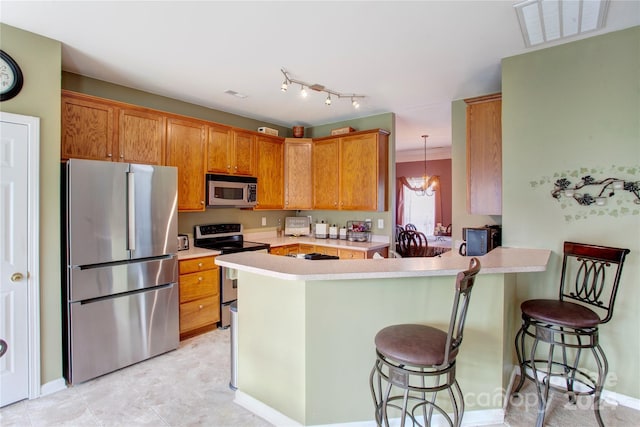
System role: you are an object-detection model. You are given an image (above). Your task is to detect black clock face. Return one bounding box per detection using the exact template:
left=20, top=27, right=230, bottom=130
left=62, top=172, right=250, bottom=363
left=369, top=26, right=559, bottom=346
left=0, top=50, right=24, bottom=101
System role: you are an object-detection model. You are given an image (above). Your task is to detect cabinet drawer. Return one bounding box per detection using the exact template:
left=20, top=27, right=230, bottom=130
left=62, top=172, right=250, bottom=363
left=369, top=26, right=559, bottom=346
left=338, top=249, right=366, bottom=259
left=179, top=269, right=218, bottom=303
left=315, top=245, right=339, bottom=256
left=298, top=244, right=315, bottom=254
left=179, top=295, right=220, bottom=333
left=179, top=256, right=216, bottom=274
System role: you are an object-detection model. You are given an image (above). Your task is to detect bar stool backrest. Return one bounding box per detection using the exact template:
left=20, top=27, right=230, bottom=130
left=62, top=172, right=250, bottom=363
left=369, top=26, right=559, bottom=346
left=559, top=241, right=630, bottom=324
left=443, top=257, right=481, bottom=366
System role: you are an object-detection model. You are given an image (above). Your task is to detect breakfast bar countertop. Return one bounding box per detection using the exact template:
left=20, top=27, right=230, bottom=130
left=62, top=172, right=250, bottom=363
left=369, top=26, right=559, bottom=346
left=215, top=246, right=551, bottom=281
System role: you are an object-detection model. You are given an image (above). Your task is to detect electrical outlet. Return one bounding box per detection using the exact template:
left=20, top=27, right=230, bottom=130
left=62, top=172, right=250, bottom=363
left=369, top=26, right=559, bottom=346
left=261, top=217, right=266, bottom=226
left=377, top=219, right=384, bottom=229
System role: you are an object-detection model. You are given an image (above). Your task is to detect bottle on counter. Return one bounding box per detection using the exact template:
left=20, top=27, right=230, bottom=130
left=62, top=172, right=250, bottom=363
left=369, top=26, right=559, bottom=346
left=277, top=218, right=283, bottom=237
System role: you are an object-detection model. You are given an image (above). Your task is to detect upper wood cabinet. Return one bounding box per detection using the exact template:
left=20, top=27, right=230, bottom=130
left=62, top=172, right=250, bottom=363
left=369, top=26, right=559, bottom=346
left=62, top=91, right=166, bottom=165
left=255, top=135, right=284, bottom=210
left=312, top=138, right=340, bottom=209
left=339, top=130, right=389, bottom=211
left=207, top=126, right=256, bottom=176
left=61, top=91, right=116, bottom=161
left=166, top=117, right=207, bottom=212
left=118, top=108, right=166, bottom=165
left=313, top=129, right=389, bottom=212
left=284, top=138, right=313, bottom=210
left=465, top=93, right=502, bottom=215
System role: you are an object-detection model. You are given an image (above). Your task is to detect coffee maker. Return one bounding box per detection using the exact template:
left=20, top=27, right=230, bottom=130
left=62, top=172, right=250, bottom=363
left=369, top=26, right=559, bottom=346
left=460, top=225, right=501, bottom=256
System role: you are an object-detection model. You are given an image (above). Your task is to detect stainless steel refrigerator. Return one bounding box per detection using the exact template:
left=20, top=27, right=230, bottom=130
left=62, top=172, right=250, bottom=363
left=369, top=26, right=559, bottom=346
left=62, top=159, right=179, bottom=384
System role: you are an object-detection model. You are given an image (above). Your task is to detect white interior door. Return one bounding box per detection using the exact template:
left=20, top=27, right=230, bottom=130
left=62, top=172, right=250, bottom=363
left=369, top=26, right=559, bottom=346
left=0, top=113, right=39, bottom=407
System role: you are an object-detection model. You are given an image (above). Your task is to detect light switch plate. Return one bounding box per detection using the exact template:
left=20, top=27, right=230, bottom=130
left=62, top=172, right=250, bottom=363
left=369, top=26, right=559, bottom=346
left=261, top=217, right=266, bottom=226
left=377, top=219, right=384, bottom=229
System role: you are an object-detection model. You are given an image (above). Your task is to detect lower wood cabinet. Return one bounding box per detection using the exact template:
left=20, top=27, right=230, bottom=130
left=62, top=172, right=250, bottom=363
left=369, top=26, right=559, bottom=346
left=269, top=243, right=388, bottom=259
left=269, top=244, right=298, bottom=256
left=178, top=256, right=220, bottom=340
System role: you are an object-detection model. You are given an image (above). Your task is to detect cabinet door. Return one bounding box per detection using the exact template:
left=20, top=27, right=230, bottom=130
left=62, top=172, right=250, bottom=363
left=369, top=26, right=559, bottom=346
left=119, top=108, right=166, bottom=165
left=465, top=94, right=502, bottom=215
left=233, top=130, right=256, bottom=176
left=166, top=118, right=207, bottom=212
left=338, top=249, right=366, bottom=259
left=339, top=133, right=381, bottom=211
left=313, top=139, right=340, bottom=209
left=206, top=124, right=233, bottom=174
left=255, top=136, right=284, bottom=209
left=284, top=138, right=313, bottom=210
left=61, top=92, right=116, bottom=161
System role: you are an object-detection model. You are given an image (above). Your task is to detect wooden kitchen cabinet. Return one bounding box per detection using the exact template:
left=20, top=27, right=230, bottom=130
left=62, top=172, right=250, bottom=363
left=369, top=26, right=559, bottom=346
left=255, top=135, right=284, bottom=209
left=313, top=129, right=389, bottom=211
left=298, top=243, right=316, bottom=254
left=166, top=117, right=207, bottom=212
left=338, top=249, right=366, bottom=259
left=270, top=244, right=298, bottom=256
left=465, top=93, right=502, bottom=215
left=61, top=91, right=116, bottom=161
left=313, top=245, right=339, bottom=257
left=179, top=256, right=220, bottom=340
left=339, top=130, right=389, bottom=211
left=207, top=126, right=256, bottom=176
left=118, top=107, right=166, bottom=165
left=284, top=138, right=313, bottom=210
left=312, top=138, right=340, bottom=209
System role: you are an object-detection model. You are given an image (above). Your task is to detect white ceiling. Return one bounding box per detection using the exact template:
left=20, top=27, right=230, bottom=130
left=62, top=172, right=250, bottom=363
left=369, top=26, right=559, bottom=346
left=1, top=1, right=638, bottom=159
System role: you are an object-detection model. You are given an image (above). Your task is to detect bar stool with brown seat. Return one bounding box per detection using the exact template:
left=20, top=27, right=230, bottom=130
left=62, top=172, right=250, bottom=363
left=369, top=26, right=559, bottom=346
left=513, top=241, right=630, bottom=427
left=370, top=257, right=481, bottom=427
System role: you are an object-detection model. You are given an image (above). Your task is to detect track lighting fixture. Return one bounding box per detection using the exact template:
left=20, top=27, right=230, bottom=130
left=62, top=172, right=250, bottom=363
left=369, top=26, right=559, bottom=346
left=280, top=68, right=364, bottom=108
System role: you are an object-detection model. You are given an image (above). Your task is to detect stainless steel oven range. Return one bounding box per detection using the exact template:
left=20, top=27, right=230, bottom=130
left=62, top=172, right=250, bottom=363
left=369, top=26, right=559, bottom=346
left=193, top=223, right=269, bottom=328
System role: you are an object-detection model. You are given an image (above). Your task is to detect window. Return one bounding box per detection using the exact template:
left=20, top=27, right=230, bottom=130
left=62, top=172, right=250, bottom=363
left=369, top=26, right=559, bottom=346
left=402, top=178, right=436, bottom=237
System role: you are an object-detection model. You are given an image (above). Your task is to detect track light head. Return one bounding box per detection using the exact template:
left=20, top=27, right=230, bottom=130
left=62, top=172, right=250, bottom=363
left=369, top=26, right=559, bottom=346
left=300, top=85, right=308, bottom=98
left=281, top=80, right=288, bottom=92
left=325, top=94, right=332, bottom=105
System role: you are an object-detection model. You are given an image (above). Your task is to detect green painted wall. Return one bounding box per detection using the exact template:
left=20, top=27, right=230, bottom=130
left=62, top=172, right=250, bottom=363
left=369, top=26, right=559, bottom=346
left=0, top=23, right=62, bottom=384
left=502, top=27, right=639, bottom=398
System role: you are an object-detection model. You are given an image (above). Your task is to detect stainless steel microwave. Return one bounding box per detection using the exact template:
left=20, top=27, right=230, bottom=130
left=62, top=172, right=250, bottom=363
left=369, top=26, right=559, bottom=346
left=206, top=174, right=257, bottom=208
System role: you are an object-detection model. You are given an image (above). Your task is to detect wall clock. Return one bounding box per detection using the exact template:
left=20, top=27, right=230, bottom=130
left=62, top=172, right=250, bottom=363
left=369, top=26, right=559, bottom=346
left=0, top=50, right=24, bottom=101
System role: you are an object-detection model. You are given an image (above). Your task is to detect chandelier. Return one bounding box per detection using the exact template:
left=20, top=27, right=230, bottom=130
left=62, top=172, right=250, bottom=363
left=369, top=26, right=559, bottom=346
left=416, top=134, right=436, bottom=197
left=280, top=68, right=365, bottom=108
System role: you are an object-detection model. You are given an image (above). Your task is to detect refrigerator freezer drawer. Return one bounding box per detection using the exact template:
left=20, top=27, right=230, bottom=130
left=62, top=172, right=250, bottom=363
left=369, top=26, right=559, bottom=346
left=69, top=256, right=177, bottom=302
left=66, top=283, right=179, bottom=384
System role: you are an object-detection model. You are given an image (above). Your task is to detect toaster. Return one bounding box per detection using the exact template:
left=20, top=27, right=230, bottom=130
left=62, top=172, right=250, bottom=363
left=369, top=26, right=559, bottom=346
left=177, top=234, right=189, bottom=251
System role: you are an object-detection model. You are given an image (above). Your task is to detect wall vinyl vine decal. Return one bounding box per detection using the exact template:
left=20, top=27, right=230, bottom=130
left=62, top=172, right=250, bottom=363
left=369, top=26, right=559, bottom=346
left=530, top=165, right=640, bottom=222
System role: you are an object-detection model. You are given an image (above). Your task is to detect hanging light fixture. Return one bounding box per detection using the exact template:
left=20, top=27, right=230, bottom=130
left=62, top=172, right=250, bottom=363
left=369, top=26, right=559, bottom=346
left=416, top=135, right=435, bottom=197
left=280, top=68, right=365, bottom=108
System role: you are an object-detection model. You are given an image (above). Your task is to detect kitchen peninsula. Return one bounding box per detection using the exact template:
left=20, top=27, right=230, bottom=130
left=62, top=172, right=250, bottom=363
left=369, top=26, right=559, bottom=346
left=215, top=247, right=551, bottom=426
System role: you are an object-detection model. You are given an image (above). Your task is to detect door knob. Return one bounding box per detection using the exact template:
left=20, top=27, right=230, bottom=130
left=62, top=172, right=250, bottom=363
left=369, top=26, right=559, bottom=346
left=0, top=339, right=7, bottom=358
left=11, top=272, right=24, bottom=282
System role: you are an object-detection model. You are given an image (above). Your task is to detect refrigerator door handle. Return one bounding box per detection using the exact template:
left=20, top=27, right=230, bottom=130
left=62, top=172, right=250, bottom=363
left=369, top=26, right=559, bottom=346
left=128, top=172, right=136, bottom=251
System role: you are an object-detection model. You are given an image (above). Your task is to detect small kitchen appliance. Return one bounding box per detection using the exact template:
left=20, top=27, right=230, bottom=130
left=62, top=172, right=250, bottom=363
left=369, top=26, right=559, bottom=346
left=285, top=216, right=311, bottom=236
left=206, top=174, right=257, bottom=208
left=177, top=234, right=189, bottom=251
left=459, top=225, right=501, bottom=256
left=193, top=223, right=269, bottom=328
left=314, top=222, right=329, bottom=239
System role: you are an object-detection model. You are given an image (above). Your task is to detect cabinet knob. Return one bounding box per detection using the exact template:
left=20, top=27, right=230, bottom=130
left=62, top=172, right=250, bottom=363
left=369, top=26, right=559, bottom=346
left=198, top=276, right=203, bottom=282
left=198, top=262, right=203, bottom=267
left=227, top=165, right=231, bottom=169
left=120, top=154, right=124, bottom=159
left=107, top=153, right=112, bottom=158
left=200, top=201, right=204, bottom=205
left=199, top=305, right=204, bottom=310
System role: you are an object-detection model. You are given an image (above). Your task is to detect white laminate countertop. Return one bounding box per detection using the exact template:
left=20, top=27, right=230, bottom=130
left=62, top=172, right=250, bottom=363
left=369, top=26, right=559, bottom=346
left=177, top=246, right=221, bottom=260
left=215, top=247, right=551, bottom=281
left=246, top=235, right=390, bottom=252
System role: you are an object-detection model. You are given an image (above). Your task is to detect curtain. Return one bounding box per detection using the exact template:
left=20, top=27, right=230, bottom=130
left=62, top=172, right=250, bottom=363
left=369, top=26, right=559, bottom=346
left=396, top=176, right=441, bottom=227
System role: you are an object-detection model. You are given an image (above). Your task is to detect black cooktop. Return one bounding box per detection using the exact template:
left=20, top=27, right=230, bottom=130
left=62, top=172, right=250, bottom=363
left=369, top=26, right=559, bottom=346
left=193, top=223, right=269, bottom=254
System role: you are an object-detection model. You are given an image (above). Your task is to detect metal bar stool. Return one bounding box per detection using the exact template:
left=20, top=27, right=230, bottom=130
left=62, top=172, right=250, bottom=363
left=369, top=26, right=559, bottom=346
left=370, top=258, right=481, bottom=427
left=513, top=241, right=630, bottom=427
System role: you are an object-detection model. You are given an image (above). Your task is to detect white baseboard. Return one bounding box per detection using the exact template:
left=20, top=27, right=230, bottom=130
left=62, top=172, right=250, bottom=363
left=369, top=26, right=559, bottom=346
left=513, top=366, right=640, bottom=411
left=234, top=390, right=504, bottom=427
left=39, top=377, right=66, bottom=397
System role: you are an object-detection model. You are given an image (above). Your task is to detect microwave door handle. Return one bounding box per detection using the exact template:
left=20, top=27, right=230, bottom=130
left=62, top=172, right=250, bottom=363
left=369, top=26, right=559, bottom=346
left=127, top=172, right=136, bottom=251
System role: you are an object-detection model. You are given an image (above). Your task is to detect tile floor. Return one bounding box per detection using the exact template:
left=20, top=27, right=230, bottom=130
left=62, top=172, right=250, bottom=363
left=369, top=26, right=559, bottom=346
left=1, top=328, right=638, bottom=426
